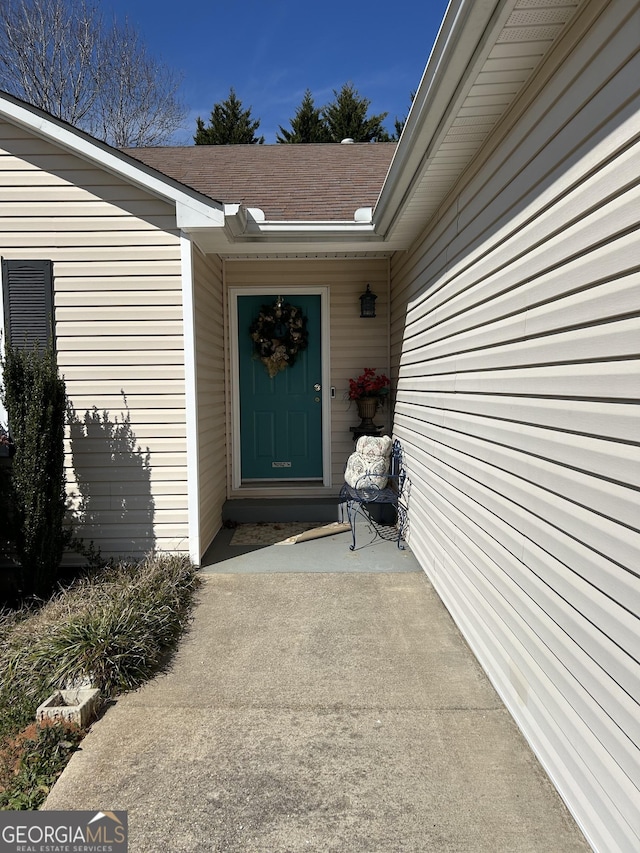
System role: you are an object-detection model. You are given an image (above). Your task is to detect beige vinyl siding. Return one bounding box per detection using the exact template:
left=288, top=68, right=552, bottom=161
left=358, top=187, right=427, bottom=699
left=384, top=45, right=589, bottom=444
left=389, top=3, right=639, bottom=852
left=0, top=126, right=187, bottom=559
left=224, top=258, right=389, bottom=495
left=193, top=246, right=226, bottom=554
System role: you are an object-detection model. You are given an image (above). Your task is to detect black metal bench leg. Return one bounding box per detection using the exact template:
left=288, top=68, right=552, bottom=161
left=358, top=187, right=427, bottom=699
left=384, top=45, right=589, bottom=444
left=339, top=495, right=359, bottom=550
left=347, top=500, right=358, bottom=550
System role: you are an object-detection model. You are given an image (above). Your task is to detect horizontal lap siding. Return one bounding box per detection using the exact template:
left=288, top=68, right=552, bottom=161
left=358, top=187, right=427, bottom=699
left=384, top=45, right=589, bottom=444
left=193, top=247, right=226, bottom=554
left=224, top=258, right=389, bottom=493
left=0, top=127, right=187, bottom=559
left=390, top=4, right=640, bottom=852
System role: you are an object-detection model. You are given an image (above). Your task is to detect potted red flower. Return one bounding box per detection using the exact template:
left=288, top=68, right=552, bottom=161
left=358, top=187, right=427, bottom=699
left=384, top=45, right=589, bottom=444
left=348, top=368, right=390, bottom=427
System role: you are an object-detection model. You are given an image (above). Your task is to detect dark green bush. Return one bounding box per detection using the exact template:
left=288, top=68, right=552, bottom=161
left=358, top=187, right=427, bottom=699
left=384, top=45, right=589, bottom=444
left=1, top=343, right=66, bottom=598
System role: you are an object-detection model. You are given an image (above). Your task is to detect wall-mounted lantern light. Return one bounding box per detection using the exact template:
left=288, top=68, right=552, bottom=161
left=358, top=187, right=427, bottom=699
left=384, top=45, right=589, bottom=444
left=359, top=284, right=377, bottom=318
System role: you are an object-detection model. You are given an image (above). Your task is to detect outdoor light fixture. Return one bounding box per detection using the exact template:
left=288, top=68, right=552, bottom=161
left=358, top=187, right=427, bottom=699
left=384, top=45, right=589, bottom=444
left=359, top=284, right=377, bottom=318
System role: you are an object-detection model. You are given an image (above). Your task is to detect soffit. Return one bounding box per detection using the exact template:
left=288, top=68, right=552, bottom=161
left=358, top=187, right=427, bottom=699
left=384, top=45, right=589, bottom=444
left=377, top=0, right=585, bottom=248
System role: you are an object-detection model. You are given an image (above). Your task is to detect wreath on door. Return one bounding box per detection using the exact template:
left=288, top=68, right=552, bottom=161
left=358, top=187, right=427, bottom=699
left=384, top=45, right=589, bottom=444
left=249, top=297, right=309, bottom=378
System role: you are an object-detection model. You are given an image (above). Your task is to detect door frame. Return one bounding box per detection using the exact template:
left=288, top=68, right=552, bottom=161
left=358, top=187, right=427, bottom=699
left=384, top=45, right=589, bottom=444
left=229, top=285, right=331, bottom=491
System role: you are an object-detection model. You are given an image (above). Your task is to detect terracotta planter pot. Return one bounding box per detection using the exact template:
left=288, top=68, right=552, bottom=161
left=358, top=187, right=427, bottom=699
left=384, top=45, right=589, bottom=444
left=356, top=396, right=378, bottom=428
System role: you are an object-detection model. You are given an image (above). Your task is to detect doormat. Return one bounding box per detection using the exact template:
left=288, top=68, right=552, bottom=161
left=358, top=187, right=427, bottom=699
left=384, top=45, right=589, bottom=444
left=230, top=522, right=347, bottom=546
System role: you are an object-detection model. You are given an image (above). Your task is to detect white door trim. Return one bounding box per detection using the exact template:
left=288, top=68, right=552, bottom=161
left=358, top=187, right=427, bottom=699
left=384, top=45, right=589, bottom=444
left=229, top=286, right=331, bottom=491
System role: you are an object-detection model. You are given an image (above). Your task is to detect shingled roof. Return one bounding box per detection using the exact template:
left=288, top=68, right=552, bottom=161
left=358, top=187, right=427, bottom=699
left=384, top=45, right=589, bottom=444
left=124, top=143, right=396, bottom=222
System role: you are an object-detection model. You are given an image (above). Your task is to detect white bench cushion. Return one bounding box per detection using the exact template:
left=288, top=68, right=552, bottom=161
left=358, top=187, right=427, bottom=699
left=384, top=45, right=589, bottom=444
left=344, top=434, right=392, bottom=489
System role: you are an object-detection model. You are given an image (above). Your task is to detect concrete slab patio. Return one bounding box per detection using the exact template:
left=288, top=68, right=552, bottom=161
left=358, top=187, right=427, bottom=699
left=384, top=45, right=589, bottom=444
left=43, top=528, right=589, bottom=852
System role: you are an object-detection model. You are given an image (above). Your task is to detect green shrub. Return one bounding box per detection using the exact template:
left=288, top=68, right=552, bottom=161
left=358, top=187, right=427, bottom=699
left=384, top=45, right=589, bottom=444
left=1, top=343, right=66, bottom=598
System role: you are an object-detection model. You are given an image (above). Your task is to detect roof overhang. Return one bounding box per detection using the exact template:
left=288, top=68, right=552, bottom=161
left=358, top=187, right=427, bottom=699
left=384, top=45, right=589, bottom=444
left=0, top=0, right=584, bottom=258
left=202, top=0, right=583, bottom=256
left=373, top=0, right=584, bottom=246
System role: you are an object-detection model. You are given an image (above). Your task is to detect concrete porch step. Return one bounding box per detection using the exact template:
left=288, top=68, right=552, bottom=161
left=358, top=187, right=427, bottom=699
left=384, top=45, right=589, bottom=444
left=222, top=497, right=341, bottom=524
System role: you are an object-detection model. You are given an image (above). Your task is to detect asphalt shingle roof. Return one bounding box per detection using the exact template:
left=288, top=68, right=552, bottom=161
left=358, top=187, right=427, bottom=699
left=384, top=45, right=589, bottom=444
left=124, top=143, right=396, bottom=221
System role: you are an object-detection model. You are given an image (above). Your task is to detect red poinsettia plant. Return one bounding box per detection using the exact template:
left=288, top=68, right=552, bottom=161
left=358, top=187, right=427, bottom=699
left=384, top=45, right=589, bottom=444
left=348, top=367, right=390, bottom=400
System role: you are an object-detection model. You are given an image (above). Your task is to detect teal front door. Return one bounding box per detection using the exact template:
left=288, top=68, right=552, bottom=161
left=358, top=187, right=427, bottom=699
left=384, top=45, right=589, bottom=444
left=238, top=294, right=323, bottom=481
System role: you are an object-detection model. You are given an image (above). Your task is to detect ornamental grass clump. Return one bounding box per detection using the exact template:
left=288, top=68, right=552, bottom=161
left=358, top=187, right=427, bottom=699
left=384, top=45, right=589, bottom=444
left=0, top=553, right=200, bottom=708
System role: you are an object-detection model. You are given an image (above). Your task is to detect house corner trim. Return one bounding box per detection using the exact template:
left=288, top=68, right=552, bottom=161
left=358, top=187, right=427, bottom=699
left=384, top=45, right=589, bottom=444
left=180, top=233, right=201, bottom=564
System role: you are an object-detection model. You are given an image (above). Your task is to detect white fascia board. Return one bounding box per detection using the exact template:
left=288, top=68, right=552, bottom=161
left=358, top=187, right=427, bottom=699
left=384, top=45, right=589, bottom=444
left=223, top=207, right=380, bottom=243
left=248, top=221, right=378, bottom=236
left=373, top=0, right=505, bottom=236
left=176, top=198, right=225, bottom=229
left=223, top=204, right=381, bottom=245
left=0, top=93, right=225, bottom=226
left=227, top=226, right=382, bottom=248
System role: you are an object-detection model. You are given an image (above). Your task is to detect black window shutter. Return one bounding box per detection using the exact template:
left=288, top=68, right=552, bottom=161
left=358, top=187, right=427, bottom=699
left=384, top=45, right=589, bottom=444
left=1, top=259, right=54, bottom=350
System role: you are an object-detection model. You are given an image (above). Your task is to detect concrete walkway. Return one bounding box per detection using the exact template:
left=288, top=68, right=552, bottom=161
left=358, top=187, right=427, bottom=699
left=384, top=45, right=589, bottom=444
left=44, top=529, right=588, bottom=852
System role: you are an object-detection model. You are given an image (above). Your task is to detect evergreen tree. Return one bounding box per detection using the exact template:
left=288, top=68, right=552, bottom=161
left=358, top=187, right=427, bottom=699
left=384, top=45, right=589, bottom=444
left=321, top=82, right=389, bottom=143
left=276, top=89, right=329, bottom=143
left=194, top=88, right=264, bottom=144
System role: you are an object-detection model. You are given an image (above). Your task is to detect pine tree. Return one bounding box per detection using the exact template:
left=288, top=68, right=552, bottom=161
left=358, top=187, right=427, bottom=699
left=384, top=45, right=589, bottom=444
left=321, top=83, right=389, bottom=143
left=276, top=90, right=329, bottom=143
left=194, top=88, right=264, bottom=144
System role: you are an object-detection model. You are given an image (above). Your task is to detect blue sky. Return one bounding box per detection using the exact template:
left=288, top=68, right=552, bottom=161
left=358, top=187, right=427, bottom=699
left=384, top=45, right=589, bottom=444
left=104, top=0, right=451, bottom=144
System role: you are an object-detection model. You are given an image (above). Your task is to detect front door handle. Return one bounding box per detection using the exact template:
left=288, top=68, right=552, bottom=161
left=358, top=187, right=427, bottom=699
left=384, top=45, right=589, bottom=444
left=314, top=384, right=321, bottom=391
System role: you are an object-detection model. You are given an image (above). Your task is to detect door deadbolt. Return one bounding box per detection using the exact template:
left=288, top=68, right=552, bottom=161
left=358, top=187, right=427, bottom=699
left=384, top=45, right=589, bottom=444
left=314, top=383, right=321, bottom=391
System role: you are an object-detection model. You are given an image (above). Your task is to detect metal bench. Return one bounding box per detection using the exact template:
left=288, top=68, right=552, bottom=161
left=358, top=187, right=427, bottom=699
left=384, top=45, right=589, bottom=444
left=339, top=438, right=407, bottom=550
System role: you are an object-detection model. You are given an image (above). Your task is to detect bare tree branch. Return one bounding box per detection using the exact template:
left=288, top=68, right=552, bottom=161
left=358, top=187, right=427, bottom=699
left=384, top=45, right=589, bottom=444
left=0, top=0, right=101, bottom=125
left=0, top=0, right=186, bottom=146
left=92, top=19, right=185, bottom=147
